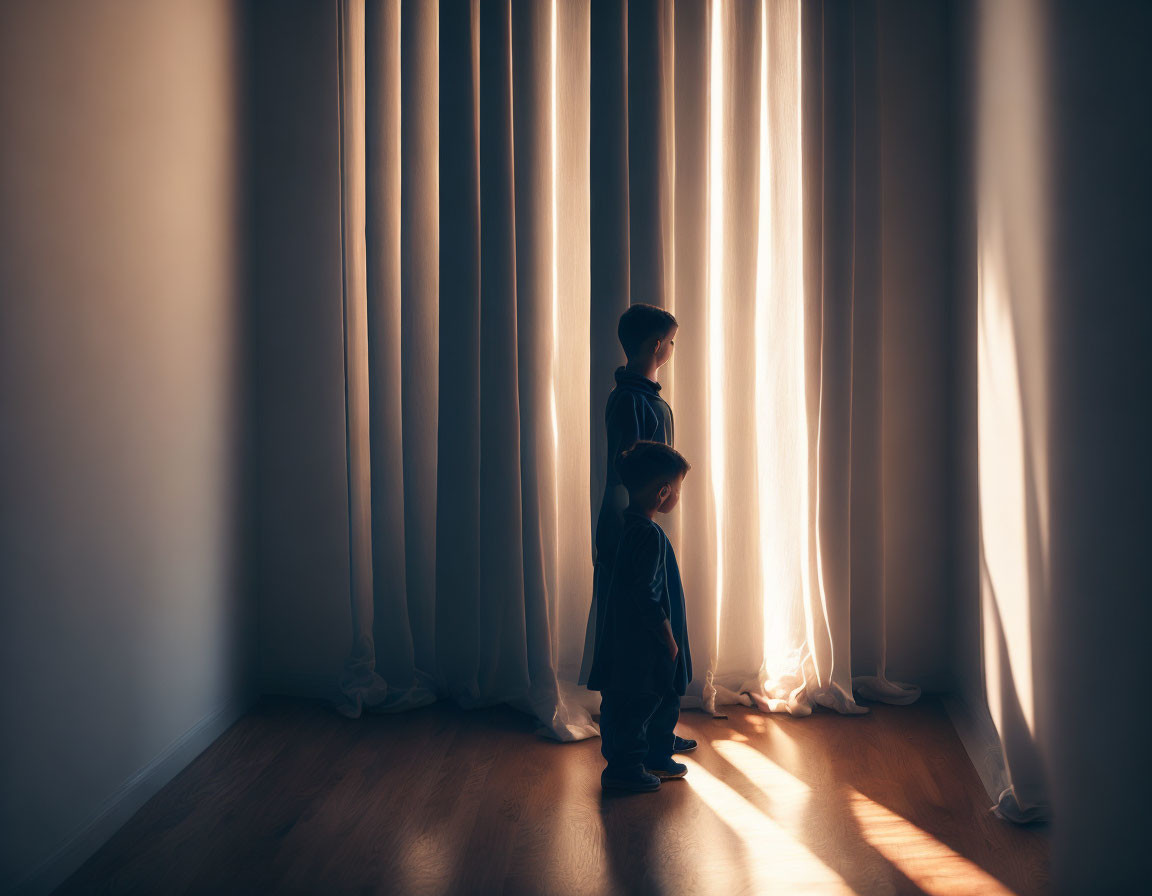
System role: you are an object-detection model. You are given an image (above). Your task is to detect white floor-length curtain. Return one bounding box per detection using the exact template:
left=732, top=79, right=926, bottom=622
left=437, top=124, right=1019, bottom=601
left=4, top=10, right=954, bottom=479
left=336, top=0, right=597, bottom=739
left=337, top=0, right=919, bottom=738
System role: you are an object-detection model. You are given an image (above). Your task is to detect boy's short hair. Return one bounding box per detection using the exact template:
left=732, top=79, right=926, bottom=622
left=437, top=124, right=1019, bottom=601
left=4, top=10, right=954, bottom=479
left=617, top=441, right=691, bottom=494
left=618, top=303, right=678, bottom=358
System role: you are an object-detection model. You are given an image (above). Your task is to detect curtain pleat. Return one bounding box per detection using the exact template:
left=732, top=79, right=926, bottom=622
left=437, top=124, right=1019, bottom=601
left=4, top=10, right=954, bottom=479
left=588, top=0, right=630, bottom=561
left=670, top=0, right=717, bottom=710
left=803, top=0, right=857, bottom=710
left=625, top=0, right=674, bottom=310
left=509, top=0, right=560, bottom=717
left=800, top=0, right=919, bottom=711
left=436, top=0, right=480, bottom=695
left=397, top=0, right=440, bottom=678
left=845, top=0, right=886, bottom=692
left=626, top=0, right=678, bottom=546
left=552, top=0, right=594, bottom=684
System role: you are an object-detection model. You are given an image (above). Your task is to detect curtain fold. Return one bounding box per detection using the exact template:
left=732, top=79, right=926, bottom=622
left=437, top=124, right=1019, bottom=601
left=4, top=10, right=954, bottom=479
left=340, top=0, right=437, bottom=715
left=800, top=0, right=919, bottom=712
left=971, top=0, right=1050, bottom=823
left=338, top=0, right=918, bottom=737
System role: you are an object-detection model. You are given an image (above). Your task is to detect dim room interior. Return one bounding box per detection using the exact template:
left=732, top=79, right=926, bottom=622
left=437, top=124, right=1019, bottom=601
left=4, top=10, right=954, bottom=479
left=1, top=0, right=1149, bottom=894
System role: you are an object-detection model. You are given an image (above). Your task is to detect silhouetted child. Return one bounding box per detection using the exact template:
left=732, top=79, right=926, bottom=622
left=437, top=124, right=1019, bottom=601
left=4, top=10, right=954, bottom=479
left=593, top=304, right=678, bottom=562
left=587, top=441, right=693, bottom=792
left=580, top=305, right=676, bottom=660
left=580, top=303, right=696, bottom=757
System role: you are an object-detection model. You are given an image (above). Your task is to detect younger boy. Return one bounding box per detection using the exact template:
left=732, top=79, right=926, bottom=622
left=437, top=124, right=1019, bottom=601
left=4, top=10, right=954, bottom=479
left=587, top=441, right=693, bottom=792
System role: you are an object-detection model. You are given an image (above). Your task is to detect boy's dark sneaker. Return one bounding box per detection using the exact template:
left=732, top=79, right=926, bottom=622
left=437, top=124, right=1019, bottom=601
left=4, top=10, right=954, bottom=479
left=602, top=769, right=661, bottom=793
left=673, top=735, right=697, bottom=754
left=646, top=759, right=688, bottom=780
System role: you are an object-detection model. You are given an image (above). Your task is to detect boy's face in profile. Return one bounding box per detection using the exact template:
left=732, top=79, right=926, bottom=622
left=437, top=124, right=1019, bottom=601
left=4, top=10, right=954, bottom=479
left=656, top=472, right=685, bottom=514
left=647, top=325, right=677, bottom=370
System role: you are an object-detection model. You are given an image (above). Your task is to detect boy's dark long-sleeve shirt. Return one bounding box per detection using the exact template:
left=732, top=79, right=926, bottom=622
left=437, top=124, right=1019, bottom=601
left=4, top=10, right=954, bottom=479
left=594, top=367, right=674, bottom=565
left=587, top=511, right=692, bottom=696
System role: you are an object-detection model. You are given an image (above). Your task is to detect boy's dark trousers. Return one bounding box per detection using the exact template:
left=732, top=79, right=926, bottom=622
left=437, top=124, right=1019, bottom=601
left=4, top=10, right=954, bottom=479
left=599, top=688, right=680, bottom=775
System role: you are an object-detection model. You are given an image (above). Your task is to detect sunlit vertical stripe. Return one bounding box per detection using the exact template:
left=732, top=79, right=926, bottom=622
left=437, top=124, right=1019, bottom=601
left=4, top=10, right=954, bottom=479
left=550, top=0, right=561, bottom=599
left=755, top=0, right=773, bottom=669
left=978, top=232, right=1036, bottom=734
left=708, top=0, right=726, bottom=660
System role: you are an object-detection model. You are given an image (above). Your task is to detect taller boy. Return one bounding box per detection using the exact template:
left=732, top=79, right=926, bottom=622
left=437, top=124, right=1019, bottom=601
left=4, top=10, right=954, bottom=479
left=580, top=304, right=678, bottom=684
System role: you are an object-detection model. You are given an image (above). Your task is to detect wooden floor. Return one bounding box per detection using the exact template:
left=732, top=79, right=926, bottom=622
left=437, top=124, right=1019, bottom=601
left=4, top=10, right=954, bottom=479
left=58, top=696, right=1049, bottom=895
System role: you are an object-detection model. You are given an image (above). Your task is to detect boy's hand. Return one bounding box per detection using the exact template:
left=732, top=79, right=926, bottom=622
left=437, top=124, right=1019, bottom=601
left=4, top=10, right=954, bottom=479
left=663, top=619, right=679, bottom=662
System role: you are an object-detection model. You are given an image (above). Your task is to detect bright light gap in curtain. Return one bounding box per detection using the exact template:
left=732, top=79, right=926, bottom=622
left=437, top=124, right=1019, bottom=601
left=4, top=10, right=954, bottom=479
left=755, top=0, right=774, bottom=670
left=754, top=0, right=815, bottom=693
left=550, top=0, right=561, bottom=601
left=708, top=0, right=726, bottom=664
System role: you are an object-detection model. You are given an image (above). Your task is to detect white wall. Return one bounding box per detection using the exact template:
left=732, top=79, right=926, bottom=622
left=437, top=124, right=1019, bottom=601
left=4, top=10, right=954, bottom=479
left=0, top=1, right=251, bottom=891
left=1044, top=3, right=1152, bottom=890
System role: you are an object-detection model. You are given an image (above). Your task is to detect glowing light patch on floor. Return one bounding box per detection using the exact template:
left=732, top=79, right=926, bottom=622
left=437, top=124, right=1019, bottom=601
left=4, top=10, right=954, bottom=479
left=847, top=788, right=1017, bottom=895
left=399, top=828, right=457, bottom=894
left=682, top=757, right=852, bottom=892
left=712, top=739, right=811, bottom=800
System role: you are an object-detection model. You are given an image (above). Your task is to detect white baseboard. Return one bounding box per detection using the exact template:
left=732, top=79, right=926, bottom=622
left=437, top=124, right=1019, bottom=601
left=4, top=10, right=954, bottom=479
left=942, top=693, right=1010, bottom=806
left=14, top=697, right=253, bottom=896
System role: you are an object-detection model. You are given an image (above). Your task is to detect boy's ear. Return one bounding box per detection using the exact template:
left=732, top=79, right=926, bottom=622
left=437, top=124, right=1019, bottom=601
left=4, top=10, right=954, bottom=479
left=658, top=483, right=672, bottom=502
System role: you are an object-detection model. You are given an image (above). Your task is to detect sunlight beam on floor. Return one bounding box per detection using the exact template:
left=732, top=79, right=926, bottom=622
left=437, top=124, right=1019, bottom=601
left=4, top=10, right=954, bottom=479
left=682, top=757, right=853, bottom=892
left=712, top=739, right=810, bottom=797
left=847, top=788, right=1017, bottom=896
